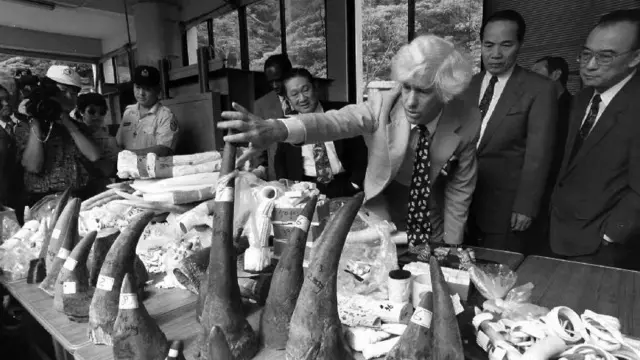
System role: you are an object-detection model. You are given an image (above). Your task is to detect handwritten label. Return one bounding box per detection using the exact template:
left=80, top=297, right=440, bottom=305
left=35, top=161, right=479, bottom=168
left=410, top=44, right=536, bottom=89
left=294, top=215, right=310, bottom=231
left=57, top=248, right=70, bottom=259
left=51, top=228, right=61, bottom=240
left=215, top=187, right=233, bottom=202
left=451, top=294, right=464, bottom=315
left=490, top=346, right=507, bottom=360
left=63, top=281, right=76, bottom=294
left=477, top=330, right=490, bottom=351
left=411, top=307, right=433, bottom=328
left=97, top=275, right=115, bottom=291
left=63, top=258, right=77, bottom=271
left=119, top=293, right=139, bottom=309
left=308, top=274, right=325, bottom=294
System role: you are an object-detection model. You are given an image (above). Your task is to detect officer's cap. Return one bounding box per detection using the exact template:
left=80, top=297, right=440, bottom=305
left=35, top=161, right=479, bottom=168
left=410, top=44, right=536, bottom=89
left=133, top=66, right=161, bottom=88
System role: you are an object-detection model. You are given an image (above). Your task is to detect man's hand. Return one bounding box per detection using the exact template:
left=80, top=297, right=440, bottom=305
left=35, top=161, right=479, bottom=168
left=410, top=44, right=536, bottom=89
left=510, top=212, right=532, bottom=232
left=218, top=102, right=289, bottom=167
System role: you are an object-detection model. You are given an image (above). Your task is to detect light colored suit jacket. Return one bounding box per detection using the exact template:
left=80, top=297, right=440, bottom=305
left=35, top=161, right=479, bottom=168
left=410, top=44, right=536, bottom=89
left=253, top=91, right=285, bottom=181
left=282, top=87, right=481, bottom=244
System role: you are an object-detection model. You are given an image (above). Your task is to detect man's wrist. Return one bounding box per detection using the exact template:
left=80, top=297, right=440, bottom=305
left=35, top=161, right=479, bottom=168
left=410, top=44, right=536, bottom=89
left=270, top=119, right=289, bottom=143
left=278, top=116, right=306, bottom=144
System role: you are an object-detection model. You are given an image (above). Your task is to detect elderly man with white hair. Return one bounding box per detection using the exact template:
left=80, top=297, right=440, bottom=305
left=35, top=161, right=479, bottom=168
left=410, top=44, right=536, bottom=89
left=219, top=35, right=481, bottom=251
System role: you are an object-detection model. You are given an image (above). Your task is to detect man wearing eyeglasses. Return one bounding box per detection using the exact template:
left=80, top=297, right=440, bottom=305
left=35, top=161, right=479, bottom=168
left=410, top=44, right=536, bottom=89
left=550, top=9, right=640, bottom=270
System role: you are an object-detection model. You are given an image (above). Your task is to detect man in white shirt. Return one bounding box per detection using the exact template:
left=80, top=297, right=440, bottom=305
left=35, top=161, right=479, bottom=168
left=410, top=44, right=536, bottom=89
left=464, top=10, right=557, bottom=252
left=273, top=68, right=367, bottom=198
left=550, top=9, right=640, bottom=270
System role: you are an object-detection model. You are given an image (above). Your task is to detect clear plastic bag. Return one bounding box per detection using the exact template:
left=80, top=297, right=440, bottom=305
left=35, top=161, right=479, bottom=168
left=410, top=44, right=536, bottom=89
left=1, top=206, right=21, bottom=244
left=469, top=263, right=518, bottom=300
left=26, top=193, right=61, bottom=223
left=337, top=214, right=398, bottom=298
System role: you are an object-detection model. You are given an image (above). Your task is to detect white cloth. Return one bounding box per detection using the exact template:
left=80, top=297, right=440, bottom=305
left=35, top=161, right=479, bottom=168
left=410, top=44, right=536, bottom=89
left=477, top=66, right=515, bottom=145
left=580, top=70, right=636, bottom=133
left=300, top=104, right=345, bottom=177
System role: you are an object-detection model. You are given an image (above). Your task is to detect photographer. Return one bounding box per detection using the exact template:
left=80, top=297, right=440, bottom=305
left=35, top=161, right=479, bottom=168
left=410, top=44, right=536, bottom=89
left=15, top=65, right=101, bottom=205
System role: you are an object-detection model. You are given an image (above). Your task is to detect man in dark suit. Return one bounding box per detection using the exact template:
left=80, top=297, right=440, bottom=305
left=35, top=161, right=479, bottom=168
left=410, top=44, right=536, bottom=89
left=466, top=10, right=558, bottom=252
left=550, top=9, right=640, bottom=270
left=0, top=85, right=20, bottom=216
left=252, top=54, right=294, bottom=180
left=274, top=68, right=367, bottom=198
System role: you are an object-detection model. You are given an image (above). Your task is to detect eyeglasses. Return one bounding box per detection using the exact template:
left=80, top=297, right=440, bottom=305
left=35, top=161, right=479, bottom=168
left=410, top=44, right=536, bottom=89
left=577, top=49, right=635, bottom=66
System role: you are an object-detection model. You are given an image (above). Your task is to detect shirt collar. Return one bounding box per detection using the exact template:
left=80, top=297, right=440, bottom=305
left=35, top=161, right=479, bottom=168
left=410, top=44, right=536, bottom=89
left=410, top=110, right=442, bottom=134
left=137, top=102, right=161, bottom=115
left=0, top=115, right=18, bottom=129
left=313, top=103, right=324, bottom=113
left=596, top=69, right=637, bottom=107
left=484, top=65, right=515, bottom=83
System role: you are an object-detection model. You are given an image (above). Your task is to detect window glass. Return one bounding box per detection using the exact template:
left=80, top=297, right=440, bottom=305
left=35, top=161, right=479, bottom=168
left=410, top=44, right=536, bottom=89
left=284, top=0, right=327, bottom=77
left=186, top=21, right=210, bottom=65
left=213, top=11, right=241, bottom=69
left=103, top=59, right=116, bottom=84
left=361, top=0, right=408, bottom=95
left=247, top=0, right=282, bottom=71
left=115, top=52, right=131, bottom=83
left=415, top=0, right=482, bottom=72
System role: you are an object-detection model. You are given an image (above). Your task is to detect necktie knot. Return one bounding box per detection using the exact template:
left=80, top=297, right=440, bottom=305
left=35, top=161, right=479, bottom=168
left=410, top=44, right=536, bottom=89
left=417, top=125, right=429, bottom=136
left=489, top=75, right=498, bottom=85
left=590, top=94, right=601, bottom=109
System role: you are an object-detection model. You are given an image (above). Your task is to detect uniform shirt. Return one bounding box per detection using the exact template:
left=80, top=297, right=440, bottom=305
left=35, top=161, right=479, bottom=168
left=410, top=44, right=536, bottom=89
left=299, top=104, right=345, bottom=177
left=116, top=102, right=179, bottom=152
left=477, top=66, right=515, bottom=144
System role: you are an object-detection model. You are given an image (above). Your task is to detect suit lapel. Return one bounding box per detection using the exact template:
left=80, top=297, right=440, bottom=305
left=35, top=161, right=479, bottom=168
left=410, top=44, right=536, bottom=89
left=430, top=103, right=462, bottom=183
left=477, top=66, right=525, bottom=153
left=564, top=77, right=637, bottom=174
left=559, top=91, right=592, bottom=176
left=384, top=99, right=410, bottom=187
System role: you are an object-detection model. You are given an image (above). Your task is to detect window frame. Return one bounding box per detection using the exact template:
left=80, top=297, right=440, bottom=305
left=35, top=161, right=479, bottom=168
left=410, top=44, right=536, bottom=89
left=181, top=0, right=329, bottom=78
left=100, top=44, right=136, bottom=85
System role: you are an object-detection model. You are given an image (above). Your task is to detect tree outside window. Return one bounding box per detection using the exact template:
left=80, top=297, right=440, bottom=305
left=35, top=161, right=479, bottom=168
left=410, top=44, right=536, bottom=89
left=213, top=11, right=241, bottom=69
left=247, top=0, right=282, bottom=72
left=284, top=0, right=327, bottom=78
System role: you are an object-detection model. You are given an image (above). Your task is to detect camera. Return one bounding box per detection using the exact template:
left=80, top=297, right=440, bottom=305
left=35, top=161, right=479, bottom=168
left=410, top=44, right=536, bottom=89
left=23, top=76, right=63, bottom=124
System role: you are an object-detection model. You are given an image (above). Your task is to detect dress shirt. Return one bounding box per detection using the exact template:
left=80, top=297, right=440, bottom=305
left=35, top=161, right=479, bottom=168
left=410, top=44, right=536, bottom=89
left=477, top=66, right=515, bottom=144
left=394, top=114, right=441, bottom=187
left=580, top=69, right=636, bottom=133
left=0, top=117, right=18, bottom=134
left=300, top=104, right=345, bottom=177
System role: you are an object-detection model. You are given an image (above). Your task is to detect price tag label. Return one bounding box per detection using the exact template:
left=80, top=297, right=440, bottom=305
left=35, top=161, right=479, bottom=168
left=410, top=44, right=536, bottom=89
left=119, top=293, right=139, bottom=309
left=215, top=187, right=234, bottom=202
left=97, top=275, right=115, bottom=291
left=477, top=330, right=490, bottom=351
left=451, top=294, right=465, bottom=315
left=63, top=258, right=77, bottom=271
left=63, top=281, right=76, bottom=294
left=410, top=307, right=433, bottom=329
left=51, top=228, right=61, bottom=240
left=57, top=248, right=70, bottom=259
left=294, top=215, right=310, bottom=231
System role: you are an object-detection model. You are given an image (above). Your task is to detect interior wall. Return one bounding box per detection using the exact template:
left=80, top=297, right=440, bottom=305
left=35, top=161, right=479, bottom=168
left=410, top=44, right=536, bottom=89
left=0, top=25, right=102, bottom=58
left=486, top=0, right=640, bottom=94
left=133, top=1, right=183, bottom=68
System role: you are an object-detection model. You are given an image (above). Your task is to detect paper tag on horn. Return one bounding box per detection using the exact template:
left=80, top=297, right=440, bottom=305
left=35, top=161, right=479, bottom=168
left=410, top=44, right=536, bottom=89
left=63, top=281, right=77, bottom=294
left=97, top=275, right=115, bottom=291
left=411, top=307, right=432, bottom=328
left=119, top=293, right=139, bottom=309
left=168, top=349, right=179, bottom=357
left=51, top=228, right=61, bottom=240
left=477, top=330, right=490, bottom=351
left=57, top=247, right=70, bottom=259
left=451, top=294, right=464, bottom=315
left=294, top=215, right=310, bottom=231
left=215, top=187, right=233, bottom=202
left=63, top=258, right=78, bottom=271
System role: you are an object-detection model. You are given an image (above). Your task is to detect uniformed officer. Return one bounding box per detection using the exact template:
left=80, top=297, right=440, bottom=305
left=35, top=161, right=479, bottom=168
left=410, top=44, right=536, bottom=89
left=116, top=65, right=179, bottom=156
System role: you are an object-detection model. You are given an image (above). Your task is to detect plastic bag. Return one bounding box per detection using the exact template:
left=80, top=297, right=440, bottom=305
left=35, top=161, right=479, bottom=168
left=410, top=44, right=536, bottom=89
left=469, top=263, right=518, bottom=300
left=482, top=282, right=549, bottom=320
left=26, top=193, right=61, bottom=223
left=337, top=213, right=398, bottom=298
left=1, top=206, right=21, bottom=244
